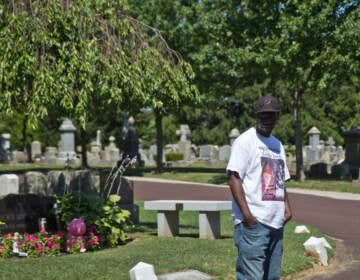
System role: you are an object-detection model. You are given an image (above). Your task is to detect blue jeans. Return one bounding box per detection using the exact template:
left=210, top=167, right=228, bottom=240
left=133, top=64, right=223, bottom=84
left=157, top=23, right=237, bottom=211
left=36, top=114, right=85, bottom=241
left=234, top=222, right=284, bottom=280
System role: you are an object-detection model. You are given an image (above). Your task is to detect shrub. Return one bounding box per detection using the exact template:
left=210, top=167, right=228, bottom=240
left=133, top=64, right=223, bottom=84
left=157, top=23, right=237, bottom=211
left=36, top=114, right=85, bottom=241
left=165, top=152, right=184, bottom=161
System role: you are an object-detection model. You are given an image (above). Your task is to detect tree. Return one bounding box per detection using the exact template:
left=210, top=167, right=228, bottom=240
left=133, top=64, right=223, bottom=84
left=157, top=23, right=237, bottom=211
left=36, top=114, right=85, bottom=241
left=239, top=0, right=360, bottom=180
left=129, top=0, right=359, bottom=180
left=0, top=0, right=198, bottom=168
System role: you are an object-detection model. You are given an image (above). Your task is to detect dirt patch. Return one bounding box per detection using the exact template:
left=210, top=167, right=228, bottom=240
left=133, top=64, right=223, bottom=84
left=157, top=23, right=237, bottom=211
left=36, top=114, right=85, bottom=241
left=282, top=240, right=355, bottom=280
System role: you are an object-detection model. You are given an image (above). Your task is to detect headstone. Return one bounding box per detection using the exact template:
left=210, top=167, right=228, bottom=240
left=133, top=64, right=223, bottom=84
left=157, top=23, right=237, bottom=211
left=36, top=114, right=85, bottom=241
left=305, top=146, right=319, bottom=164
left=100, top=175, right=138, bottom=223
left=343, top=128, right=360, bottom=167
left=0, top=174, right=19, bottom=196
left=0, top=134, right=9, bottom=163
left=11, top=151, right=27, bottom=163
left=129, top=262, right=157, bottom=280
left=229, top=128, right=240, bottom=145
left=31, top=140, right=42, bottom=161
left=104, top=136, right=120, bottom=162
left=219, top=145, right=231, bottom=161
left=44, top=146, right=58, bottom=164
left=310, top=162, right=328, bottom=178
left=0, top=194, right=57, bottom=234
left=199, top=145, right=219, bottom=160
left=96, top=130, right=102, bottom=149
left=71, top=170, right=99, bottom=195
left=176, top=125, right=192, bottom=161
left=20, top=171, right=49, bottom=195
left=308, top=126, right=320, bottom=149
left=57, top=119, right=79, bottom=165
left=331, top=162, right=352, bottom=180
left=158, top=270, right=213, bottom=280
left=47, top=170, right=69, bottom=196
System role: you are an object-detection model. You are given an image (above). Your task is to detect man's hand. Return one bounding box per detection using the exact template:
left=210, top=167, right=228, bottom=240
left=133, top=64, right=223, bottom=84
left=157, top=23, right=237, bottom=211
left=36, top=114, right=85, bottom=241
left=243, top=215, right=258, bottom=227
left=284, top=189, right=292, bottom=224
left=284, top=207, right=292, bottom=224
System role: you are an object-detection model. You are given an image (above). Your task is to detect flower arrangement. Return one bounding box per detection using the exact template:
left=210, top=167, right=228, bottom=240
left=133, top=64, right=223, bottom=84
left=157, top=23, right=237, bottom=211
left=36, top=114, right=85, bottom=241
left=0, top=229, right=65, bottom=258
left=0, top=223, right=107, bottom=258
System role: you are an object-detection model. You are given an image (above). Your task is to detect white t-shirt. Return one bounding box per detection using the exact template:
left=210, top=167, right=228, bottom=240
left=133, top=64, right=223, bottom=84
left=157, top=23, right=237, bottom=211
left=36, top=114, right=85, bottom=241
left=226, top=127, right=290, bottom=229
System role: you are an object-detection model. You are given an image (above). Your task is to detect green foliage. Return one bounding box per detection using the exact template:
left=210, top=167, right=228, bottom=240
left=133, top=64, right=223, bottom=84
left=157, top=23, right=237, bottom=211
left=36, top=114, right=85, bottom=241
left=55, top=192, right=103, bottom=227
left=98, top=194, right=131, bottom=247
left=0, top=0, right=199, bottom=162
left=127, top=0, right=359, bottom=149
left=0, top=234, right=13, bottom=258
left=165, top=152, right=184, bottom=162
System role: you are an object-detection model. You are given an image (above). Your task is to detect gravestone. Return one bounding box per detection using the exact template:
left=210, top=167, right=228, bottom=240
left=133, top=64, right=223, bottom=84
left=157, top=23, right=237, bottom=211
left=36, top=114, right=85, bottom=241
left=44, top=146, right=58, bottom=164
left=219, top=145, right=231, bottom=161
left=176, top=124, right=192, bottom=161
left=31, top=141, right=42, bottom=161
left=0, top=133, right=9, bottom=163
left=57, top=119, right=79, bottom=165
left=229, top=128, right=240, bottom=145
left=0, top=174, right=19, bottom=196
left=343, top=128, right=360, bottom=166
left=47, top=170, right=69, bottom=196
left=310, top=162, right=329, bottom=178
left=199, top=145, right=219, bottom=160
left=100, top=174, right=139, bottom=223
left=104, top=136, right=120, bottom=162
left=305, top=126, right=321, bottom=163
left=0, top=194, right=57, bottom=234
left=20, top=171, right=49, bottom=195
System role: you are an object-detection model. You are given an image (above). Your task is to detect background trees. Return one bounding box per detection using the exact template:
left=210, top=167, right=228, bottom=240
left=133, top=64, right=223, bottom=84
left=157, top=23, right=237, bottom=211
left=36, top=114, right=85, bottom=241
left=128, top=0, right=359, bottom=179
left=0, top=0, right=198, bottom=168
left=1, top=1, right=359, bottom=178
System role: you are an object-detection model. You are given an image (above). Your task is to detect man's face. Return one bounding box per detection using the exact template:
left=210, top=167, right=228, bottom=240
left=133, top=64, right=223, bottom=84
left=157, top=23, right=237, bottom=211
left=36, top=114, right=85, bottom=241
left=255, top=111, right=279, bottom=137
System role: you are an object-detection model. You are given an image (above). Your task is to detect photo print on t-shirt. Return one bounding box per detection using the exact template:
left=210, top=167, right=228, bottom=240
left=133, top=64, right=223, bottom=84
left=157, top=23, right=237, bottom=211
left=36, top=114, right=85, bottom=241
left=261, top=157, right=285, bottom=201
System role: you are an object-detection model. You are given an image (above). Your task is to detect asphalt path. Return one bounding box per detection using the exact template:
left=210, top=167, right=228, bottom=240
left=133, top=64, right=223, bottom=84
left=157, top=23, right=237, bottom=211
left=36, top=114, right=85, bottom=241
left=129, top=177, right=360, bottom=280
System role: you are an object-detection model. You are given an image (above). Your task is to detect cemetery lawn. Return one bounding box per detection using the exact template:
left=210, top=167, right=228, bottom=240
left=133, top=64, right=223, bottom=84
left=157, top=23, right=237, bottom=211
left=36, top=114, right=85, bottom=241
left=0, top=200, right=334, bottom=280
left=140, top=169, right=360, bottom=193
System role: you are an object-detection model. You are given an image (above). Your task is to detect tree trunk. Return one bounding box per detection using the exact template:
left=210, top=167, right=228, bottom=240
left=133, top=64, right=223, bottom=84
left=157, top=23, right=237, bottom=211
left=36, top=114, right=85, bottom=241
left=155, top=109, right=164, bottom=172
left=23, top=116, right=32, bottom=163
left=294, top=90, right=305, bottom=181
left=80, top=126, right=89, bottom=169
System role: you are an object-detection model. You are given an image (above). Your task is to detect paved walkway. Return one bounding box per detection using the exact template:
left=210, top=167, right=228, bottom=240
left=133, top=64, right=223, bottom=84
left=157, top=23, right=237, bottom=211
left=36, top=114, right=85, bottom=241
left=129, top=177, right=360, bottom=280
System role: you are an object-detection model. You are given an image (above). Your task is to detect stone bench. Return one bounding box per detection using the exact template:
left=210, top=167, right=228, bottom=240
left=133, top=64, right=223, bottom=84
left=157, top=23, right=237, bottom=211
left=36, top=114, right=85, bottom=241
left=144, top=200, right=231, bottom=239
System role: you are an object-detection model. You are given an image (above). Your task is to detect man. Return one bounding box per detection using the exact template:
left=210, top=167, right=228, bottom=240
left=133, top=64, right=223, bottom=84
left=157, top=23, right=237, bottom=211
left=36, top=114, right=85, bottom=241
left=227, top=96, right=292, bottom=280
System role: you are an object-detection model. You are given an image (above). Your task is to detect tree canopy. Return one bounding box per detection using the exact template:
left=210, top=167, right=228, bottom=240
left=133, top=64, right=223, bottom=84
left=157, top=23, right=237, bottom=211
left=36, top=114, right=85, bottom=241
left=128, top=0, right=359, bottom=178
left=0, top=0, right=198, bottom=166
left=0, top=0, right=198, bottom=126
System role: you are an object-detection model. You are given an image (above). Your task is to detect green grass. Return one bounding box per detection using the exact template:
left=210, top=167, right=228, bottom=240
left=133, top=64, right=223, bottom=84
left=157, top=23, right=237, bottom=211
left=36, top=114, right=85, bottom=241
left=0, top=166, right=342, bottom=279
left=0, top=200, right=334, bottom=280
left=140, top=170, right=360, bottom=193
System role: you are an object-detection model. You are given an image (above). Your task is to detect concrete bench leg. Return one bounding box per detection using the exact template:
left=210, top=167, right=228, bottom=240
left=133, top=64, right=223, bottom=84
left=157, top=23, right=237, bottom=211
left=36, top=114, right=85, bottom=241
left=199, top=211, right=221, bottom=239
left=157, top=211, right=179, bottom=237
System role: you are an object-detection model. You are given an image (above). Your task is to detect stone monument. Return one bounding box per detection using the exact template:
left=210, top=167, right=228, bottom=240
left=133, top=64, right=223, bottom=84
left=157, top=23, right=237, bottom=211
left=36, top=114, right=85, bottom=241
left=57, top=119, right=79, bottom=165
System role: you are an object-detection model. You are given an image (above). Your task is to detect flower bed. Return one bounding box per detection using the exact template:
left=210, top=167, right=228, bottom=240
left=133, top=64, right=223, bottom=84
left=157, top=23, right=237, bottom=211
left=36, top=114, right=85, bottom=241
left=0, top=223, right=107, bottom=258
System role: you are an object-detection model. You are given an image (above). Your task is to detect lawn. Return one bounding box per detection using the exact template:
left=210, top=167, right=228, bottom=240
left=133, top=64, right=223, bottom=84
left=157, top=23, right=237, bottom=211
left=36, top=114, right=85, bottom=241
left=0, top=199, right=334, bottom=280
left=0, top=166, right=343, bottom=279
left=140, top=169, right=359, bottom=193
